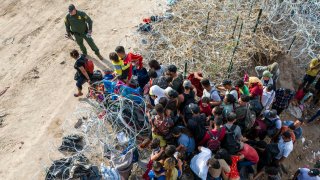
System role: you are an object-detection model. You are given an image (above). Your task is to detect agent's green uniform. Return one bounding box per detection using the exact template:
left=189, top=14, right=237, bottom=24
left=65, top=11, right=101, bottom=56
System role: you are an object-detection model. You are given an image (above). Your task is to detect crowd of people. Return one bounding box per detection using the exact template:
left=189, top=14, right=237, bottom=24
left=66, top=4, right=320, bottom=180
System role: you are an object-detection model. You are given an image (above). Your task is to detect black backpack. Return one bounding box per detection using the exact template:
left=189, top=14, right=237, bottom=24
left=222, top=125, right=241, bottom=155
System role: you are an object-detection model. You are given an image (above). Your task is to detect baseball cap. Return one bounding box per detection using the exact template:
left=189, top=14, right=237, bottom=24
left=262, top=70, right=273, bottom=78
left=309, top=169, right=319, bottom=176
left=183, top=80, right=192, bottom=88
left=68, top=4, right=76, bottom=12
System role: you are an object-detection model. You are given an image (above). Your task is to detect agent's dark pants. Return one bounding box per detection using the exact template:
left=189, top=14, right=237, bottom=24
left=74, top=33, right=100, bottom=56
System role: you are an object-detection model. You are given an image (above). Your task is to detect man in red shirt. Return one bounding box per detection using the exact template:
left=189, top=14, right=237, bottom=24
left=238, top=142, right=259, bottom=175
left=115, top=46, right=143, bottom=80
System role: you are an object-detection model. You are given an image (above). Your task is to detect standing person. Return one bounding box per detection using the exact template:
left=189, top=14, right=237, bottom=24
left=115, top=46, right=143, bottom=80
left=172, top=127, right=196, bottom=156
left=261, top=84, right=276, bottom=110
left=200, top=78, right=222, bottom=107
left=148, top=60, right=167, bottom=77
left=70, top=49, right=92, bottom=97
left=261, top=70, right=274, bottom=88
left=218, top=79, right=238, bottom=101
left=65, top=4, right=103, bottom=60
left=272, top=88, right=295, bottom=115
left=234, top=79, right=250, bottom=96
left=166, top=65, right=184, bottom=94
left=255, top=62, right=280, bottom=88
left=109, top=52, right=130, bottom=81
left=299, top=55, right=320, bottom=89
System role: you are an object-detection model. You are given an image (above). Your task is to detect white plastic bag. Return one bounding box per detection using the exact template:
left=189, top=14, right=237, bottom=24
left=190, top=147, right=212, bottom=180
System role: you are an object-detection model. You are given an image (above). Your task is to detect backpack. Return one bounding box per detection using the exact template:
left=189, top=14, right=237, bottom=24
left=84, top=58, right=94, bottom=74
left=207, top=130, right=221, bottom=152
left=152, top=116, right=173, bottom=136
left=244, top=104, right=256, bottom=130
left=221, top=125, right=241, bottom=155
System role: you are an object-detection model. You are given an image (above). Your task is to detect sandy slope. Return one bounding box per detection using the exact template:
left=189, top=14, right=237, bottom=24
left=0, top=0, right=164, bottom=179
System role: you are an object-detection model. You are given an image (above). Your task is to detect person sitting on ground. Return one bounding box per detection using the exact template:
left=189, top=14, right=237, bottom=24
left=150, top=104, right=174, bottom=147
left=148, top=161, right=166, bottom=180
left=186, top=103, right=209, bottom=146
left=217, top=79, right=238, bottom=101
left=261, top=70, right=274, bottom=88
left=200, top=78, right=222, bottom=107
left=274, top=131, right=293, bottom=165
left=215, top=149, right=240, bottom=180
left=165, top=65, right=184, bottom=94
left=164, top=157, right=183, bottom=180
left=234, top=79, right=250, bottom=96
left=272, top=88, right=294, bottom=115
left=172, top=126, right=195, bottom=157
left=148, top=60, right=167, bottom=77
left=222, top=94, right=237, bottom=119
left=261, top=84, right=275, bottom=111
left=207, top=156, right=230, bottom=180
left=299, top=55, right=320, bottom=89
left=70, top=49, right=92, bottom=97
left=115, top=46, right=143, bottom=80
left=109, top=52, right=130, bottom=82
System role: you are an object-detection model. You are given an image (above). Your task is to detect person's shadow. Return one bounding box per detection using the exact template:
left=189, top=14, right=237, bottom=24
left=86, top=55, right=113, bottom=70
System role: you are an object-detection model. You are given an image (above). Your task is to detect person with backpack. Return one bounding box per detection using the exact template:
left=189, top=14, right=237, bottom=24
left=235, top=95, right=256, bottom=134
left=65, top=4, right=104, bottom=60
left=263, top=109, right=282, bottom=141
left=207, top=116, right=226, bottom=153
left=200, top=78, right=222, bottom=107
left=222, top=112, right=243, bottom=155
left=222, top=94, right=237, bottom=119
left=70, top=49, right=93, bottom=97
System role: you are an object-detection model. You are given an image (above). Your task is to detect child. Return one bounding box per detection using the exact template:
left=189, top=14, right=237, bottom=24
left=143, top=138, right=164, bottom=180
left=148, top=161, right=166, bottom=180
left=109, top=52, right=130, bottom=82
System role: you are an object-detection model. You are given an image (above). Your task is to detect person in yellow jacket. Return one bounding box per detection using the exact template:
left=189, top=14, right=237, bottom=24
left=109, top=52, right=130, bottom=81
left=300, top=56, right=320, bottom=89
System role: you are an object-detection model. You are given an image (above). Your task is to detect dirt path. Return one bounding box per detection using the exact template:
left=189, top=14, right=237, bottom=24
left=0, top=0, right=164, bottom=179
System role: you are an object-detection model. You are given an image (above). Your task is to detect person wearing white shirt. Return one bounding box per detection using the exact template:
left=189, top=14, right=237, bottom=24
left=275, top=131, right=293, bottom=163
left=261, top=84, right=275, bottom=110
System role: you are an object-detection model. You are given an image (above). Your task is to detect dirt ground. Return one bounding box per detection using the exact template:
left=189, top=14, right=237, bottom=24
left=0, top=0, right=164, bottom=179
left=0, top=0, right=319, bottom=180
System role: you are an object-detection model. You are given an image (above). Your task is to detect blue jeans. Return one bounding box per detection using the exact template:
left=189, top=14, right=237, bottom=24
left=308, top=109, right=320, bottom=123
left=238, top=161, right=255, bottom=173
